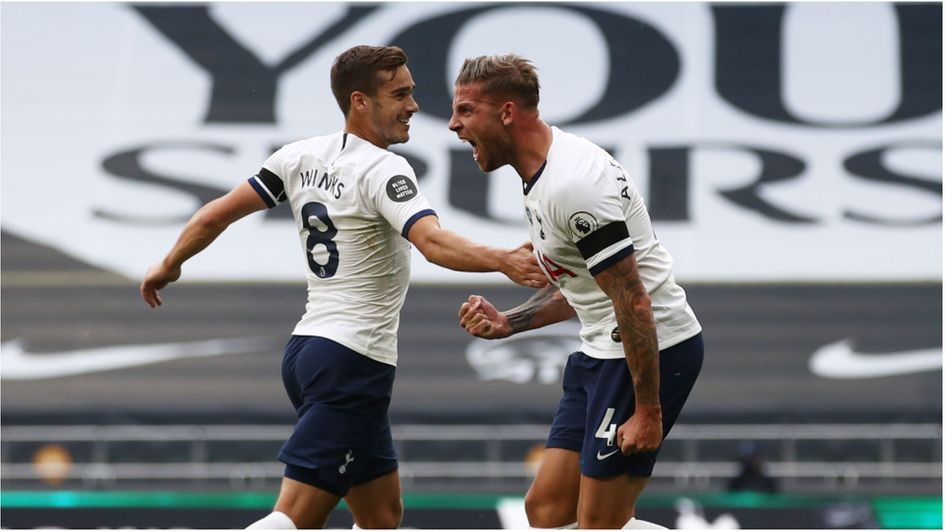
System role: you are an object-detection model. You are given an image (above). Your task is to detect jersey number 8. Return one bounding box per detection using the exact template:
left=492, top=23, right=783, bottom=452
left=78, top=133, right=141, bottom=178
left=302, top=201, right=339, bottom=278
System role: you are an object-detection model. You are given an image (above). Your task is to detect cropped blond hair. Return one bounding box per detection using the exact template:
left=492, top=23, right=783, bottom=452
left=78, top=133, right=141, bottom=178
left=455, top=54, right=540, bottom=109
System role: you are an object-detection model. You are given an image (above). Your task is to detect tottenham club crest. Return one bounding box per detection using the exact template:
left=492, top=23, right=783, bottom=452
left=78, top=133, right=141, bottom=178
left=338, top=450, right=355, bottom=474
left=568, top=212, right=599, bottom=238
left=525, top=208, right=545, bottom=239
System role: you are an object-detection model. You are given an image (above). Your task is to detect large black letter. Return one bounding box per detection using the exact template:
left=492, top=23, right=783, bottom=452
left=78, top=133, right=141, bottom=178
left=391, top=3, right=679, bottom=126
left=133, top=5, right=379, bottom=124
left=99, top=142, right=233, bottom=225
left=650, top=143, right=814, bottom=223
left=716, top=144, right=813, bottom=222
left=844, top=141, right=942, bottom=226
left=448, top=149, right=493, bottom=221
left=713, top=3, right=941, bottom=127
left=648, top=147, right=691, bottom=221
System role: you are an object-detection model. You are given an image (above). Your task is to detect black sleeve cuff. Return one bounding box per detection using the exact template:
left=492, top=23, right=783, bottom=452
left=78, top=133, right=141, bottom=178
left=576, top=221, right=630, bottom=261
left=401, top=209, right=437, bottom=238
left=589, top=245, right=634, bottom=276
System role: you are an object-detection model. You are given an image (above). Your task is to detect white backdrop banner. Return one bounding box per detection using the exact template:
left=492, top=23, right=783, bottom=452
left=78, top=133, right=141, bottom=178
left=2, top=2, right=941, bottom=282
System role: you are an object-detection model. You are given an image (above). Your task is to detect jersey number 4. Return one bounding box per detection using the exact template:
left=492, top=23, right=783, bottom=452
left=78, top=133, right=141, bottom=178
left=302, top=201, right=339, bottom=278
left=595, top=407, right=617, bottom=447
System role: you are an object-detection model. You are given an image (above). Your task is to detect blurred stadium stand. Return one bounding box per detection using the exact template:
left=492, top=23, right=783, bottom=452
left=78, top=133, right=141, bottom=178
left=1, top=422, right=941, bottom=494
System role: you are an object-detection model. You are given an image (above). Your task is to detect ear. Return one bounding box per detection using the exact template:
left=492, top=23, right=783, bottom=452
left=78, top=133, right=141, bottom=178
left=499, top=101, right=515, bottom=126
left=350, top=91, right=368, bottom=113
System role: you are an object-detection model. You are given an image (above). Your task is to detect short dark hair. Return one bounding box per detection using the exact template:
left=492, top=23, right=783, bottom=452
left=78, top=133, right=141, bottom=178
left=455, top=54, right=540, bottom=109
left=331, top=45, right=408, bottom=116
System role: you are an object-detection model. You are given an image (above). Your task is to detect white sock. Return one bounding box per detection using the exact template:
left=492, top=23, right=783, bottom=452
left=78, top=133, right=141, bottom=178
left=556, top=523, right=578, bottom=529
left=246, top=511, right=297, bottom=529
left=623, top=517, right=667, bottom=529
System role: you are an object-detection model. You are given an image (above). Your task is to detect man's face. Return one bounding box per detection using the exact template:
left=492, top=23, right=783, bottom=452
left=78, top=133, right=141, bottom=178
left=366, top=65, right=419, bottom=147
left=448, top=83, right=511, bottom=173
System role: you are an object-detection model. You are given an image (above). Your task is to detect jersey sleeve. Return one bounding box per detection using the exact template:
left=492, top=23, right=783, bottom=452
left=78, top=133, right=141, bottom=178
left=247, top=147, right=288, bottom=208
left=555, top=160, right=634, bottom=276
left=364, top=155, right=436, bottom=238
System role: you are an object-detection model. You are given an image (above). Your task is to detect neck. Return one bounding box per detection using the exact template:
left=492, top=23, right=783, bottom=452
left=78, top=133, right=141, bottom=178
left=512, top=120, right=553, bottom=183
left=345, top=119, right=386, bottom=149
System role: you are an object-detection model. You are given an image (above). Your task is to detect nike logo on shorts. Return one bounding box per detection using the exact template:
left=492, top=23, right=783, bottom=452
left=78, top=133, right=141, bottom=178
left=596, top=448, right=620, bottom=460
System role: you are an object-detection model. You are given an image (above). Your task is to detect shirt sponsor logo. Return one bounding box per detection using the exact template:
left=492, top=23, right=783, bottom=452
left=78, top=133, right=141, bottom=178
left=538, top=252, right=577, bottom=283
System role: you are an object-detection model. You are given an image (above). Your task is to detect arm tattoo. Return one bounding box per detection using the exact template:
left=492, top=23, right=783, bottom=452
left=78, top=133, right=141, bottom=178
left=596, top=257, right=661, bottom=406
left=505, top=286, right=564, bottom=334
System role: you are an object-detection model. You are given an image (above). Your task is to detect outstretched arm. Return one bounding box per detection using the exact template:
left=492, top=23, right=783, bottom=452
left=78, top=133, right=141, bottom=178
left=141, top=180, right=268, bottom=308
left=593, top=253, right=662, bottom=456
left=458, top=285, right=575, bottom=339
left=406, top=215, right=547, bottom=288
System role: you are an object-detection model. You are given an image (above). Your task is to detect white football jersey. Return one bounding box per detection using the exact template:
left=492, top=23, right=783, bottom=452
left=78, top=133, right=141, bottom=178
left=249, top=132, right=435, bottom=366
left=523, top=127, right=701, bottom=359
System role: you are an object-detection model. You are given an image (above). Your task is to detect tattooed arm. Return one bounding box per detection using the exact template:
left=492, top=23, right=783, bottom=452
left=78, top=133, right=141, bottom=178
left=458, top=286, right=575, bottom=339
left=593, top=253, right=663, bottom=455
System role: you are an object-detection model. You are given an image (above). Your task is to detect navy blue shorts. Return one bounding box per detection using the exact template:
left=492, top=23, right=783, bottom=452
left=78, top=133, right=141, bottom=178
left=547, top=333, right=703, bottom=478
left=278, top=335, right=398, bottom=497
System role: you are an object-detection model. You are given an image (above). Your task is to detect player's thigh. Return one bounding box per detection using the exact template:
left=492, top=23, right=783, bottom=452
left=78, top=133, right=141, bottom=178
left=657, top=333, right=704, bottom=433
left=345, top=418, right=401, bottom=528
left=577, top=474, right=649, bottom=528
left=525, top=447, right=581, bottom=525
left=273, top=476, right=341, bottom=529
left=528, top=447, right=581, bottom=501
left=526, top=353, right=589, bottom=526
left=345, top=469, right=403, bottom=528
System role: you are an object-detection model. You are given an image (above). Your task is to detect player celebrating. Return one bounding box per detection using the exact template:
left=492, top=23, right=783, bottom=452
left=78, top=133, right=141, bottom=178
left=452, top=54, right=704, bottom=529
left=141, top=45, right=546, bottom=529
